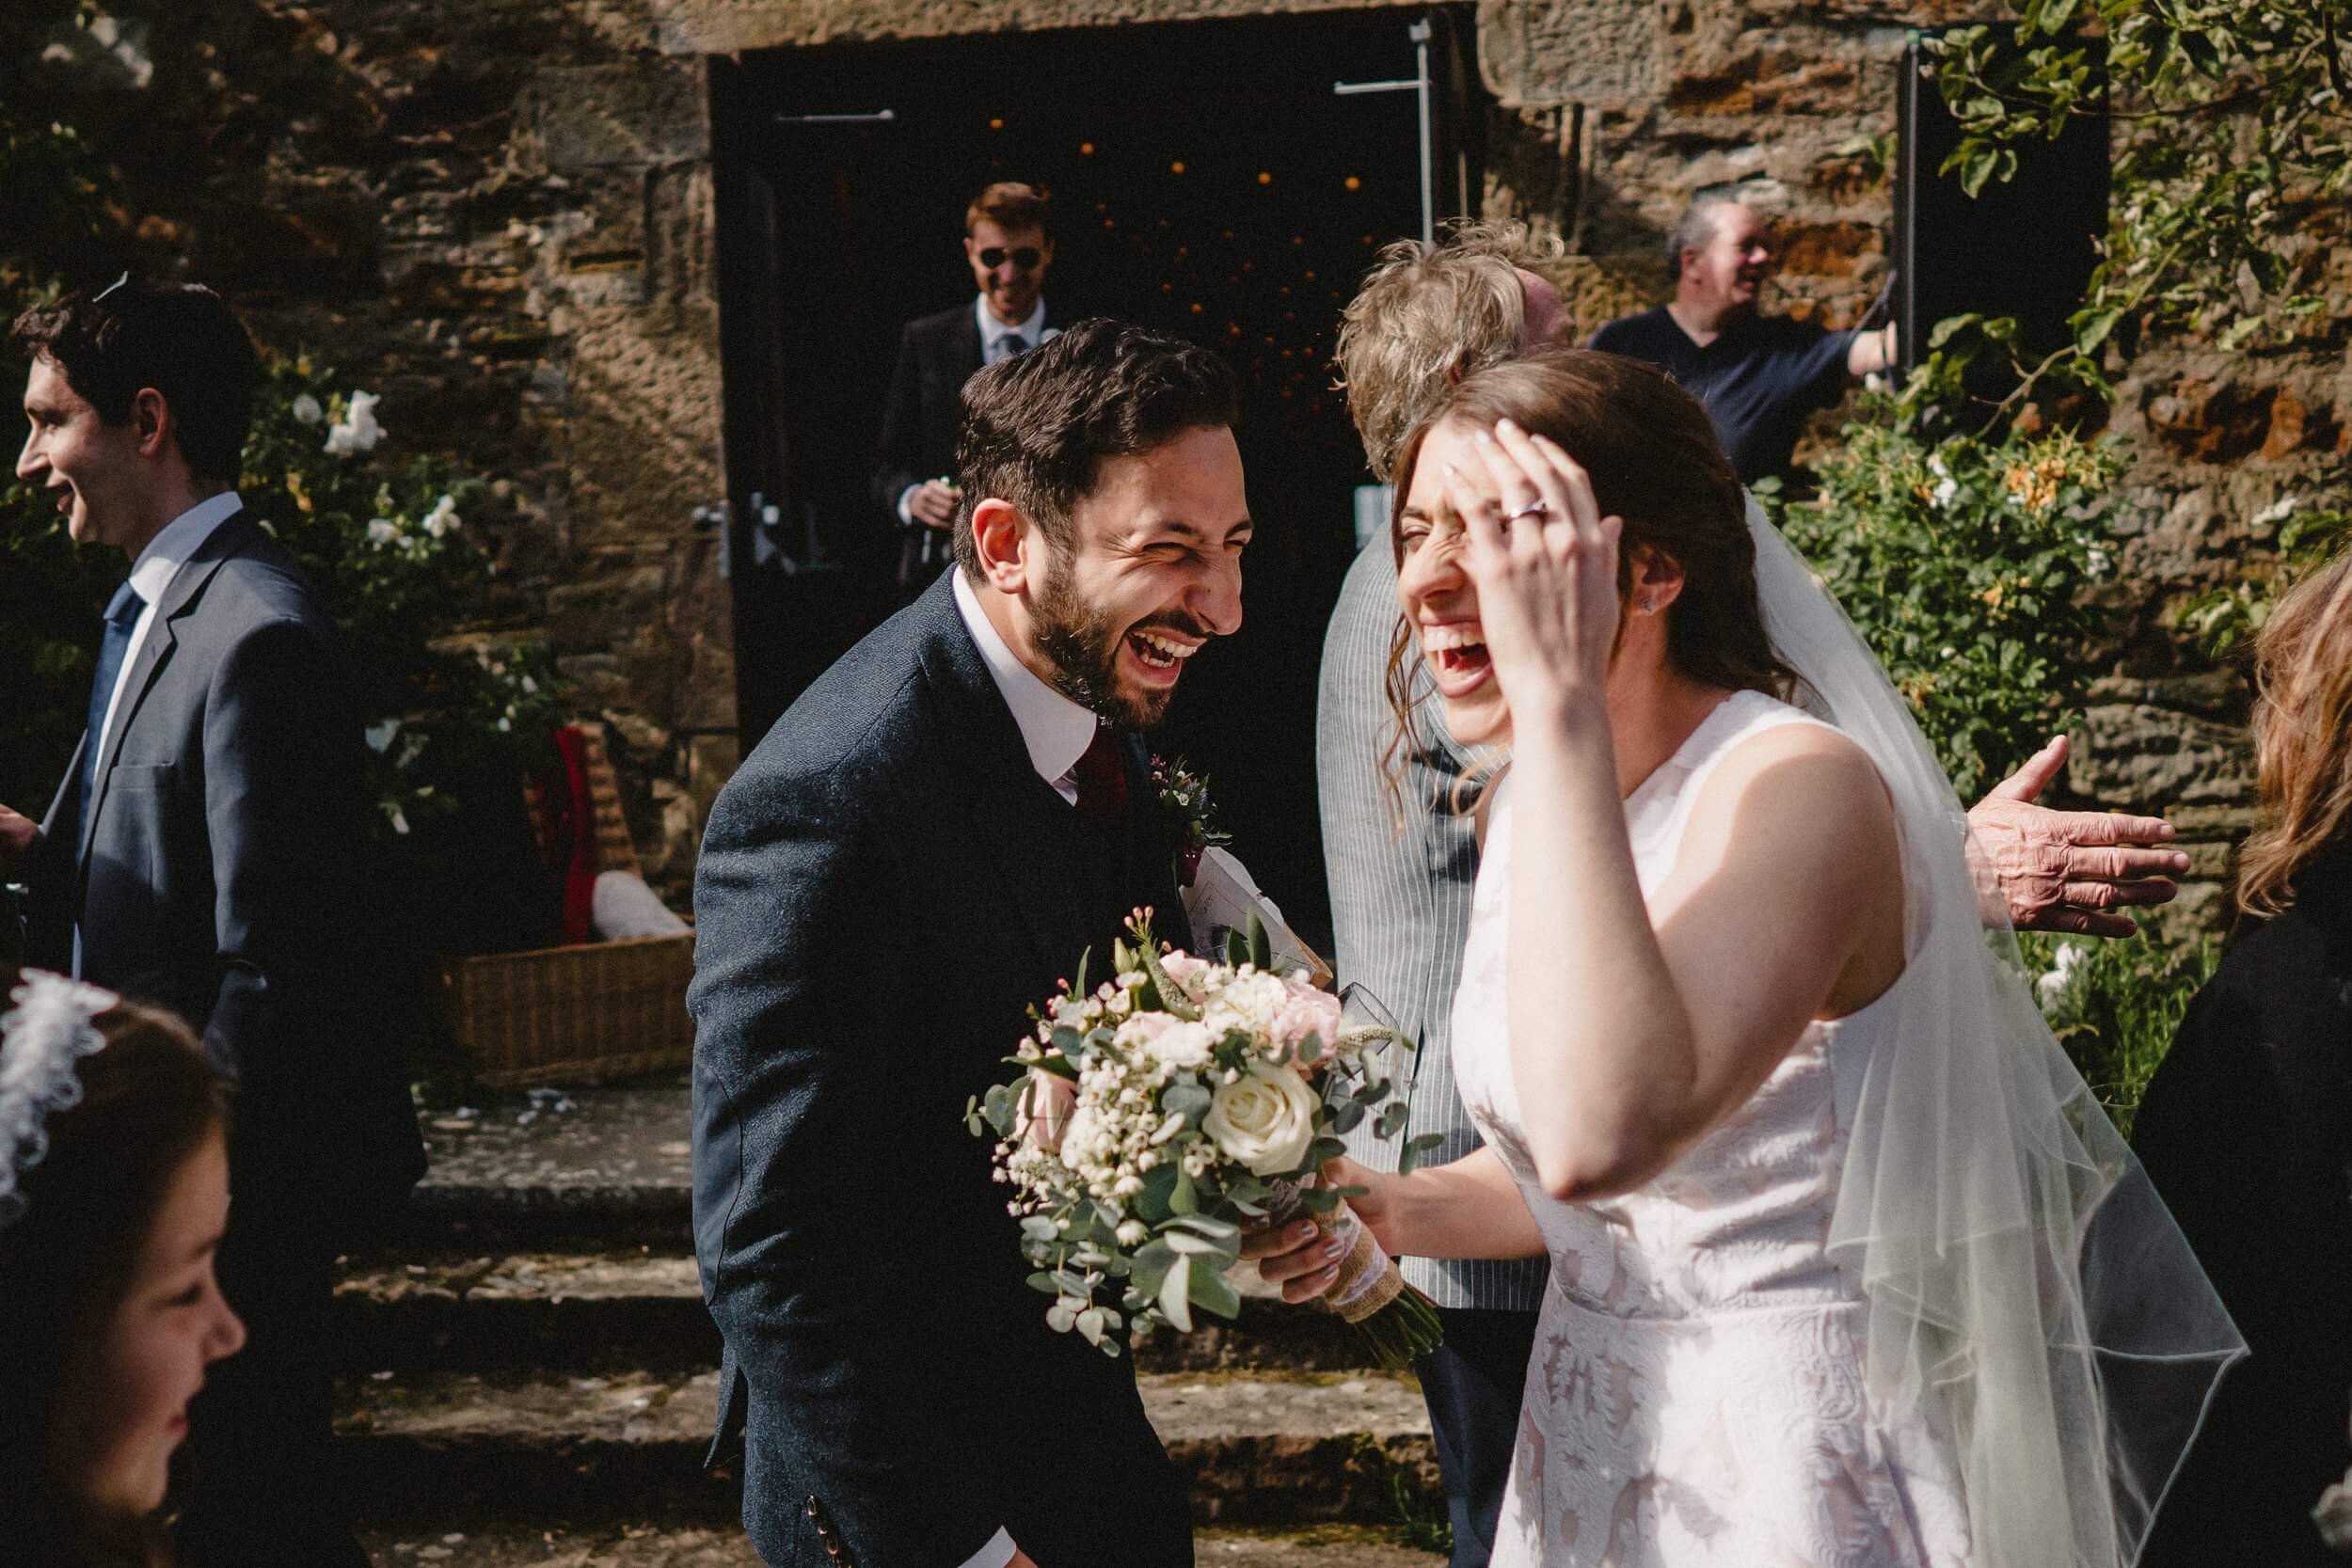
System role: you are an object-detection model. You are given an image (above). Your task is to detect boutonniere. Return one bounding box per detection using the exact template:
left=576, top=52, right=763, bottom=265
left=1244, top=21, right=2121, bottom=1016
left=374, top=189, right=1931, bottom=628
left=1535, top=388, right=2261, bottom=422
left=1152, top=754, right=1231, bottom=889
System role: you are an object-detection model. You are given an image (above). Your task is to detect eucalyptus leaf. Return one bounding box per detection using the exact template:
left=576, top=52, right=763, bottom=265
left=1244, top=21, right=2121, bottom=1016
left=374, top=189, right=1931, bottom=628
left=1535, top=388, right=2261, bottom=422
left=1190, top=1264, right=1244, bottom=1323
left=1158, top=1252, right=1195, bottom=1333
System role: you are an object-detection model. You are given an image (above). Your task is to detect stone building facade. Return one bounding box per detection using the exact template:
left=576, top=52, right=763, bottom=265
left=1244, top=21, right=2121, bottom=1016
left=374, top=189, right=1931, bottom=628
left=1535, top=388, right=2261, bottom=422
left=27, top=0, right=2333, bottom=926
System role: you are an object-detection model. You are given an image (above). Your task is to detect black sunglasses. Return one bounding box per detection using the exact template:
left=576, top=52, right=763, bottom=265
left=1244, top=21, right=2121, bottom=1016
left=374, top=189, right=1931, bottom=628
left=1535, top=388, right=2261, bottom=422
left=977, top=246, right=1043, bottom=272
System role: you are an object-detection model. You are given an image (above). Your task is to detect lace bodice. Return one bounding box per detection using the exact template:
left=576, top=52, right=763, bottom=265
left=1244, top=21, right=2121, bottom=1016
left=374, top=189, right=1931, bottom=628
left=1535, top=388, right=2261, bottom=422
left=1449, top=690, right=1969, bottom=1567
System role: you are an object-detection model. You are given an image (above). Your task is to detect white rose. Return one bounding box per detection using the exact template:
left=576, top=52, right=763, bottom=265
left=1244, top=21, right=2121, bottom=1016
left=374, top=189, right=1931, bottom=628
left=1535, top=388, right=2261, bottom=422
left=1201, top=1061, right=1320, bottom=1177
left=291, top=393, right=324, bottom=425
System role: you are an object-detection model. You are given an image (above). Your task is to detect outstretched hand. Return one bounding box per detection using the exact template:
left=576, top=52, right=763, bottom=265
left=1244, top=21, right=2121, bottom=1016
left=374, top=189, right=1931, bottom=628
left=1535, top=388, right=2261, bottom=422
left=1438, top=419, right=1625, bottom=721
left=1966, top=736, right=2187, bottom=938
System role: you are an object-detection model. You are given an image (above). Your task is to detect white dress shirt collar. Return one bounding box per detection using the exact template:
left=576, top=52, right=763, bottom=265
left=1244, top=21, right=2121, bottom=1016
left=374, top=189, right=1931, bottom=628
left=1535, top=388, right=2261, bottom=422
left=976, top=293, right=1047, bottom=356
left=950, top=566, right=1098, bottom=794
left=127, top=490, right=244, bottom=609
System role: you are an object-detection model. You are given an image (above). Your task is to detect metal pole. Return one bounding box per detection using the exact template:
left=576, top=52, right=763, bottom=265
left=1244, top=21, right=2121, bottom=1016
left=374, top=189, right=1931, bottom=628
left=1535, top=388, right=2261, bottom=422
left=1412, top=19, right=1434, bottom=246
left=1333, top=15, right=1438, bottom=246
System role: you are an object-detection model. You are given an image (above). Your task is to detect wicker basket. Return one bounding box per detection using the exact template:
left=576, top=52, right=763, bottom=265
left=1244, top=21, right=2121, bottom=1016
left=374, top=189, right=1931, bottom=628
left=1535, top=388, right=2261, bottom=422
left=439, top=721, right=695, bottom=1085
left=442, top=931, right=693, bottom=1086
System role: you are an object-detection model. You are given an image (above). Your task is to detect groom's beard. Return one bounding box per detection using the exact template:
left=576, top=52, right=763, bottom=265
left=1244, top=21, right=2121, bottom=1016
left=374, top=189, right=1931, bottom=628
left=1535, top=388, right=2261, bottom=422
left=1031, top=549, right=1202, bottom=732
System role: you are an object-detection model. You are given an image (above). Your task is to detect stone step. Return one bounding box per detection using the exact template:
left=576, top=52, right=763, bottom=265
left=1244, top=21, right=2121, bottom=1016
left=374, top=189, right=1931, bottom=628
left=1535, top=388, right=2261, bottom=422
left=400, top=1082, right=694, bottom=1251
left=361, top=1522, right=1447, bottom=1566
left=335, top=1251, right=1373, bottom=1376
left=337, top=1369, right=1438, bottom=1529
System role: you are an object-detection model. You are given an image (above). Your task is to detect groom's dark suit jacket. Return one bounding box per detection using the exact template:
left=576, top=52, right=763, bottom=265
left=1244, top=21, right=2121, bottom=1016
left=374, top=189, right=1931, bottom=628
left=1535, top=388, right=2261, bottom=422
left=24, top=507, right=423, bottom=1227
left=691, top=572, right=1194, bottom=1568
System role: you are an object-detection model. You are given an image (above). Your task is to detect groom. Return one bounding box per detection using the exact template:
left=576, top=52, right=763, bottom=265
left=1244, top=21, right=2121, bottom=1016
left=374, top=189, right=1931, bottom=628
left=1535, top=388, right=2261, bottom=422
left=691, top=318, right=1248, bottom=1568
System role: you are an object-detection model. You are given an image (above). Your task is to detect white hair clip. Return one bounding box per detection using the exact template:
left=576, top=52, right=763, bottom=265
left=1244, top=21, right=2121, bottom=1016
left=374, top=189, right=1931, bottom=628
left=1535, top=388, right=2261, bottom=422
left=0, top=971, right=119, bottom=1229
left=93, top=269, right=133, bottom=302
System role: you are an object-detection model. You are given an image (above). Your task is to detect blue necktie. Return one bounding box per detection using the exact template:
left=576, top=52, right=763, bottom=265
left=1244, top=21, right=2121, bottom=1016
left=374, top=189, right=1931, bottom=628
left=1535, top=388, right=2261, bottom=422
left=78, top=579, right=146, bottom=828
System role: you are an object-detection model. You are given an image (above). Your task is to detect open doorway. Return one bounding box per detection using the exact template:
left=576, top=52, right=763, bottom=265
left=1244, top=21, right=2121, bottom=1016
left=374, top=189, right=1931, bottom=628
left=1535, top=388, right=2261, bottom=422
left=710, top=6, right=1486, bottom=951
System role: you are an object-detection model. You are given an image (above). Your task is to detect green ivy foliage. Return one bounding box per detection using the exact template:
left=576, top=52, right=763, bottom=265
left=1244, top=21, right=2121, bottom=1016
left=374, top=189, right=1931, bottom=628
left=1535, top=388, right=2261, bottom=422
left=1765, top=419, right=2121, bottom=803
left=1924, top=2, right=2351, bottom=408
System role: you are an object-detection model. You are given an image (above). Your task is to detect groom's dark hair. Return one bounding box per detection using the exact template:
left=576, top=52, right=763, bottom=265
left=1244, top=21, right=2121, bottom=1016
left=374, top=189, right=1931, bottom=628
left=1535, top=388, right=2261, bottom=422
left=11, top=277, right=260, bottom=485
left=950, top=317, right=1238, bottom=578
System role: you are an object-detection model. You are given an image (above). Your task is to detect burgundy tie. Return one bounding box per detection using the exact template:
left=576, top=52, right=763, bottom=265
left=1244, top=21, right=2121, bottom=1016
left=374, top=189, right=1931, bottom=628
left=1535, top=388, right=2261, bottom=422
left=1071, top=727, right=1131, bottom=828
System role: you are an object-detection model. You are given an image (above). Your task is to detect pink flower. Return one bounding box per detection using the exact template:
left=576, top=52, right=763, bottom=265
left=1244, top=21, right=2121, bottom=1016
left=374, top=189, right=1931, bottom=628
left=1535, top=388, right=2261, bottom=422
left=1014, top=1070, right=1078, bottom=1154
left=1272, top=977, right=1342, bottom=1060
left=1157, top=952, right=1211, bottom=992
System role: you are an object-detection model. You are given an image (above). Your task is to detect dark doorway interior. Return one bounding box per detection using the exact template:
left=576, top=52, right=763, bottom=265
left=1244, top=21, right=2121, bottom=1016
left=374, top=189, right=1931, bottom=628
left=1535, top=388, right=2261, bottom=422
left=710, top=6, right=1486, bottom=954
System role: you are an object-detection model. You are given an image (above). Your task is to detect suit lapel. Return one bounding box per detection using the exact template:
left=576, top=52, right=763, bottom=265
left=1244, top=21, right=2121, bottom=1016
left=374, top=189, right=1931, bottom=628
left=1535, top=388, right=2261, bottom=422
left=948, top=307, right=983, bottom=380
left=914, top=578, right=1107, bottom=983
left=75, top=509, right=257, bottom=866
left=1117, top=734, right=1191, bottom=953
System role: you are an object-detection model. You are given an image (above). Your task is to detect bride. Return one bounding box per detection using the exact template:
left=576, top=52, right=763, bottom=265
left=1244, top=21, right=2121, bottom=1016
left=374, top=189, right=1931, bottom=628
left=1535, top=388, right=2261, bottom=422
left=1261, top=350, right=2239, bottom=1566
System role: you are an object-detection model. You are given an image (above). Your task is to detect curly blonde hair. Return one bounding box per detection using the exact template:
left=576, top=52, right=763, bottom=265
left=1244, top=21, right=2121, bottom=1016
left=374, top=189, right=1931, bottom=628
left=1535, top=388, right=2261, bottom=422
left=2238, top=551, right=2352, bottom=918
left=1334, top=220, right=1565, bottom=481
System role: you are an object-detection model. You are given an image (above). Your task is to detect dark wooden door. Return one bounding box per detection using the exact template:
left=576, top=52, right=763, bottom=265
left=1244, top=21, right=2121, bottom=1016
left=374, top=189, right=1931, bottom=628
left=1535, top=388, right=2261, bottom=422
left=710, top=6, right=1486, bottom=953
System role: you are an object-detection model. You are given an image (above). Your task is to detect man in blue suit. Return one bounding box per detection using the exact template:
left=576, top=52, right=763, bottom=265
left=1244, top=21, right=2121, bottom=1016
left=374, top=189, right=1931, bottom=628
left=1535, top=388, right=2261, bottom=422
left=691, top=319, right=1248, bottom=1568
left=1, top=278, right=421, bottom=1568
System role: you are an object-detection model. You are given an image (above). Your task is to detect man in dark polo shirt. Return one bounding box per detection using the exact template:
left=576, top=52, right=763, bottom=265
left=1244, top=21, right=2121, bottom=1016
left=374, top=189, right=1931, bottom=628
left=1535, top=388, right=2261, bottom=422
left=1592, top=198, right=1894, bottom=484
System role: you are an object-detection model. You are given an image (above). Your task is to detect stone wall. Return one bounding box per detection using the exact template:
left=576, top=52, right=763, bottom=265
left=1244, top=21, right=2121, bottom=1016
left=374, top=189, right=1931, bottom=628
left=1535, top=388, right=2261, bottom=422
left=1478, top=0, right=2336, bottom=933
left=24, top=0, right=735, bottom=895
left=32, top=0, right=2322, bottom=926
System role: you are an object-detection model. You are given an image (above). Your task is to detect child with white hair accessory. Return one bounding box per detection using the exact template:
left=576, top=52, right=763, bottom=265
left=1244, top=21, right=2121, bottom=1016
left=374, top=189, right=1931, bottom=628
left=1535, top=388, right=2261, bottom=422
left=0, top=972, right=245, bottom=1568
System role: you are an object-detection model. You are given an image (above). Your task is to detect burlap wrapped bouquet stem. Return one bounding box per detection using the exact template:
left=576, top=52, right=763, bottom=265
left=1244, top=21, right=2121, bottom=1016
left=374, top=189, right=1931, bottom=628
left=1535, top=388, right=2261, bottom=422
left=1263, top=1175, right=1440, bottom=1366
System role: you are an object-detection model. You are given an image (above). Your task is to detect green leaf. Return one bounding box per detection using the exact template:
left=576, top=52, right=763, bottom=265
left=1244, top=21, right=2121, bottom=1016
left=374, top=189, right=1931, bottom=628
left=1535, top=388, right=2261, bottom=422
left=1138, top=939, right=1202, bottom=1022
left=1136, top=1163, right=1180, bottom=1224
left=1163, top=1080, right=1214, bottom=1126
left=1397, top=1132, right=1449, bottom=1176
left=1188, top=1264, right=1244, bottom=1323
left=1170, top=1163, right=1200, bottom=1216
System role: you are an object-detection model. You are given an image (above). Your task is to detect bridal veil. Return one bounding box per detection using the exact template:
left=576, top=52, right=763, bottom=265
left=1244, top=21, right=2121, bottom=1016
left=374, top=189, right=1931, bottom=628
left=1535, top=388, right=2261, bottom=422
left=1745, top=496, right=2243, bottom=1568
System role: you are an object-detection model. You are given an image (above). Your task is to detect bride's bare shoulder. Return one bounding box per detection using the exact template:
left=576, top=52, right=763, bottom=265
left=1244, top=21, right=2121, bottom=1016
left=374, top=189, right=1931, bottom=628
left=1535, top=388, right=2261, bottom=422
left=1688, top=717, right=1895, bottom=847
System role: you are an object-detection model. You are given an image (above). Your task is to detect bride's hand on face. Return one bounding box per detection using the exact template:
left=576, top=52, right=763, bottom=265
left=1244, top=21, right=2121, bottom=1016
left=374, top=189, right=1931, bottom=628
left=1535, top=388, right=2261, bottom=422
left=1438, top=419, right=1624, bottom=721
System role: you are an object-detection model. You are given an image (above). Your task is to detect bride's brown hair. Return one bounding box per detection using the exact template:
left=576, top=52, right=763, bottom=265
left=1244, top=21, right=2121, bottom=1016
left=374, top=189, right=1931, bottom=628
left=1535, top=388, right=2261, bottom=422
left=1381, top=350, right=1800, bottom=812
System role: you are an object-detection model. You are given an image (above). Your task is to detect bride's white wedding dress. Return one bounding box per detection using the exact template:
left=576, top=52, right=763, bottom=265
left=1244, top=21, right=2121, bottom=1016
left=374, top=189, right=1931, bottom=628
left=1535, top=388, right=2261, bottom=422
left=1451, top=689, right=1972, bottom=1568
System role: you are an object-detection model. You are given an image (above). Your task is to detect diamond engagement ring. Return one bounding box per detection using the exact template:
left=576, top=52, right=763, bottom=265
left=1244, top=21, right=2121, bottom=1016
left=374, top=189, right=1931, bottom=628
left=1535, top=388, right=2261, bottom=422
left=1503, top=501, right=1549, bottom=522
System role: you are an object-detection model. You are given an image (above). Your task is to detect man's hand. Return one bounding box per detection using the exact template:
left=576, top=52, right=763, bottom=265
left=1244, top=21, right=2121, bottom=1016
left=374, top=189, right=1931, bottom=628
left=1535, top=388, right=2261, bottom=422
left=1966, top=736, right=2188, bottom=938
left=1009, top=1551, right=1041, bottom=1568
left=906, top=479, right=961, bottom=531
left=0, top=803, right=37, bottom=881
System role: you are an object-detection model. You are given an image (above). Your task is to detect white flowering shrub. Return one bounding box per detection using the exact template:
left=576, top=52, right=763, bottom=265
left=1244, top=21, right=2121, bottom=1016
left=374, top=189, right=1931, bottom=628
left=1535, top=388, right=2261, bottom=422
left=236, top=356, right=565, bottom=866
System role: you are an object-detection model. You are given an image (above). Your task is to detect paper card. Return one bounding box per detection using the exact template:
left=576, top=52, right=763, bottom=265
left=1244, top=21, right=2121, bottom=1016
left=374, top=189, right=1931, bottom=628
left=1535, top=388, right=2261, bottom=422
left=1180, top=846, right=1334, bottom=990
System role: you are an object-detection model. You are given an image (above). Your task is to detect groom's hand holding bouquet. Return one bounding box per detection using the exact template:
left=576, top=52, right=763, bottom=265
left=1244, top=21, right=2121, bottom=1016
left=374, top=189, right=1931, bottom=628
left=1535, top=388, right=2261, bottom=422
left=971, top=909, right=1446, bottom=1367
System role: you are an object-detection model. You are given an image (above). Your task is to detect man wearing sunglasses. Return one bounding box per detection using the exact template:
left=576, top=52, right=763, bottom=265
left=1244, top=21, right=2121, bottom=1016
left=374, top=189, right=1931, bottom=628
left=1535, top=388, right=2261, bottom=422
left=873, top=182, right=1060, bottom=601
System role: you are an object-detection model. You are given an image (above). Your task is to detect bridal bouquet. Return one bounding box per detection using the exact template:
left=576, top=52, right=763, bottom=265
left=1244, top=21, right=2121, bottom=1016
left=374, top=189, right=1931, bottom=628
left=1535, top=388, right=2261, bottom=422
left=970, top=910, right=1444, bottom=1368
